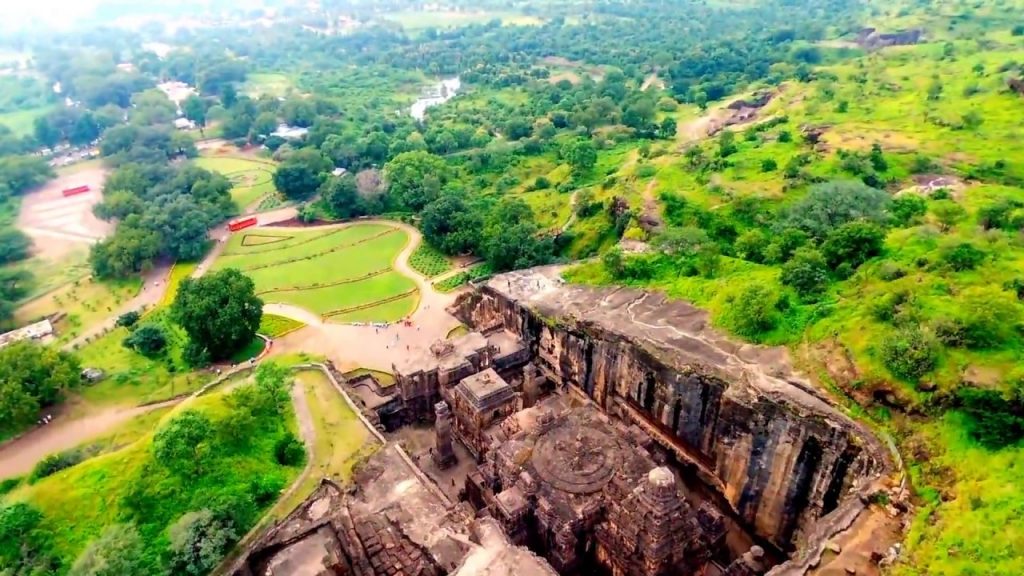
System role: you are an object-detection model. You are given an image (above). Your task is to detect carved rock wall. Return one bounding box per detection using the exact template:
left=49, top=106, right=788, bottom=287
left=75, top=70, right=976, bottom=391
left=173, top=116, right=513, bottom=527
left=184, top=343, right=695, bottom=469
left=451, top=272, right=888, bottom=552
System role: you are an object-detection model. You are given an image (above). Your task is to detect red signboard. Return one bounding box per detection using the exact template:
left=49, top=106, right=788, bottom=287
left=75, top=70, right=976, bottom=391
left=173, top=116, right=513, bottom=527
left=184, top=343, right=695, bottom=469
left=61, top=185, right=90, bottom=197
left=228, top=217, right=257, bottom=232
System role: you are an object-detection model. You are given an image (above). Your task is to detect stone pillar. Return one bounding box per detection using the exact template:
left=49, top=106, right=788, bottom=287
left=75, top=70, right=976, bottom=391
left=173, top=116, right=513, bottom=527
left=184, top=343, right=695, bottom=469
left=523, top=363, right=539, bottom=408
left=640, top=467, right=684, bottom=576
left=433, top=401, right=457, bottom=469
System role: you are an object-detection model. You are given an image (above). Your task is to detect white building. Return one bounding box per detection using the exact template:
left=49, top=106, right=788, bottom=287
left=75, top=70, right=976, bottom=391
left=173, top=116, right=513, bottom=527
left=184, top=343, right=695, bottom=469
left=0, top=319, right=54, bottom=349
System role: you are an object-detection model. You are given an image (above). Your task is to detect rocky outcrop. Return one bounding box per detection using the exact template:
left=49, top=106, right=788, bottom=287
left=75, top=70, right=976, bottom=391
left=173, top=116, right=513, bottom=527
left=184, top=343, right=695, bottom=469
left=856, top=28, right=923, bottom=50
left=451, top=267, right=891, bottom=560
left=1008, top=77, right=1024, bottom=97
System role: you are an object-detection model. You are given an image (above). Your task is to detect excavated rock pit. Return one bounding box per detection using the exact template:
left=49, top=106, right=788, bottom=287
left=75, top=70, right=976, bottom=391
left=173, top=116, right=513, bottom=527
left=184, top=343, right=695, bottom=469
left=451, top=266, right=894, bottom=573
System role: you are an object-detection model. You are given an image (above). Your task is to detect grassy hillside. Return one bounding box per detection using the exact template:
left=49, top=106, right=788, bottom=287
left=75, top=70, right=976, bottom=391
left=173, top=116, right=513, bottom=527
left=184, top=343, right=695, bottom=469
left=0, top=365, right=303, bottom=574
left=564, top=9, right=1024, bottom=574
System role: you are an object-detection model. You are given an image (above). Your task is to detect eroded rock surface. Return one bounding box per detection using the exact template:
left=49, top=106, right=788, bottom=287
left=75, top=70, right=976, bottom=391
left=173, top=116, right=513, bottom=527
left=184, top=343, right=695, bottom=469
left=451, top=267, right=892, bottom=557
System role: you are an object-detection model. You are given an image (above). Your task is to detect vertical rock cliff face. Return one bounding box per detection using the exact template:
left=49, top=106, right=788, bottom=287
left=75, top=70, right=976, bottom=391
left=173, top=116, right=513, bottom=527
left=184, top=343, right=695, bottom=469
left=452, top=268, right=890, bottom=553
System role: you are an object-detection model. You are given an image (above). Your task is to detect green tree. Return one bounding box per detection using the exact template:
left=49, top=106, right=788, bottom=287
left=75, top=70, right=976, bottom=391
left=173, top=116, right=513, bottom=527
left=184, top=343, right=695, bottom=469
left=931, top=199, right=966, bottom=232
left=122, top=324, right=167, bottom=358
left=383, top=151, right=449, bottom=211
left=719, top=283, right=780, bottom=338
left=735, top=229, right=769, bottom=263
left=70, top=524, right=154, bottom=576
left=781, top=247, right=830, bottom=299
left=0, top=229, right=31, bottom=265
left=0, top=155, right=54, bottom=196
left=821, top=221, right=885, bottom=270
left=321, top=174, right=365, bottom=219
left=272, top=149, right=330, bottom=200
left=153, top=410, right=214, bottom=476
left=421, top=193, right=484, bottom=255
left=779, top=180, right=890, bottom=239
left=0, top=502, right=58, bottom=574
left=658, top=117, right=677, bottom=139
left=167, top=509, right=236, bottom=576
left=33, top=116, right=61, bottom=148
left=182, top=95, right=207, bottom=127
left=0, top=342, right=81, bottom=437
left=890, top=195, right=927, bottom=226
left=562, top=139, right=597, bottom=178
left=172, top=268, right=263, bottom=362
left=943, top=242, right=986, bottom=272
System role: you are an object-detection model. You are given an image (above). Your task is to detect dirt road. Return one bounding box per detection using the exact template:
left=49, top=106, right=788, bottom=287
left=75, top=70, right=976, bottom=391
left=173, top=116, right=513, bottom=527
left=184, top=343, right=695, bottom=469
left=0, top=398, right=178, bottom=478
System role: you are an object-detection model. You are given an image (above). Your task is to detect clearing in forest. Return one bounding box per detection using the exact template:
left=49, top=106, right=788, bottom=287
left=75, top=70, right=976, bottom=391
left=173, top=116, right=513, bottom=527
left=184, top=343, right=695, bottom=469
left=212, top=223, right=418, bottom=323
left=194, top=155, right=279, bottom=211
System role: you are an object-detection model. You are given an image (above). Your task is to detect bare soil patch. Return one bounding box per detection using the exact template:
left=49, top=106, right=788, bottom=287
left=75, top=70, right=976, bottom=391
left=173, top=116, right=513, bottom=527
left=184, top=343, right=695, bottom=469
left=16, top=166, right=112, bottom=261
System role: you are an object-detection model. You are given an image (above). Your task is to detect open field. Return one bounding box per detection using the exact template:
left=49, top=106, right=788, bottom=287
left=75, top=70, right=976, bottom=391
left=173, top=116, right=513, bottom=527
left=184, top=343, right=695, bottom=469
left=194, top=155, right=278, bottom=211
left=273, top=369, right=372, bottom=514
left=243, top=73, right=294, bottom=98
left=15, top=164, right=112, bottom=261
left=14, top=276, right=141, bottom=343
left=74, top=309, right=212, bottom=410
left=0, top=105, right=54, bottom=137
left=381, top=10, right=543, bottom=31
left=213, top=223, right=417, bottom=322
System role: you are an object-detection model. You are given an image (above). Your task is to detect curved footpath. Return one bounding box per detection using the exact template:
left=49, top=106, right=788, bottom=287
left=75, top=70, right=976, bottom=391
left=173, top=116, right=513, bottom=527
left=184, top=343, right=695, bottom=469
left=0, top=216, right=459, bottom=476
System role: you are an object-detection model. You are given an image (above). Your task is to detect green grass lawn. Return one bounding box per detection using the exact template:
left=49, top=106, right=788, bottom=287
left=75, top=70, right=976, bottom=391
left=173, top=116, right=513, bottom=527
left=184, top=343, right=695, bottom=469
left=214, top=223, right=418, bottom=321
left=259, top=314, right=304, bottom=337
left=229, top=337, right=267, bottom=363
left=408, top=243, right=452, bottom=277
left=896, top=412, right=1024, bottom=576
left=15, top=276, right=140, bottom=343
left=74, top=309, right=212, bottom=411
left=194, top=156, right=278, bottom=211
left=243, top=73, right=294, bottom=98
left=272, top=370, right=372, bottom=515
left=0, top=105, right=54, bottom=137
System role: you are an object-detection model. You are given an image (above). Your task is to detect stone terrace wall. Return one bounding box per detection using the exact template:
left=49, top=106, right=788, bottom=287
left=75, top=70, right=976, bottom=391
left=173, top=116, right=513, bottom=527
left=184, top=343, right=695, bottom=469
left=451, top=268, right=890, bottom=554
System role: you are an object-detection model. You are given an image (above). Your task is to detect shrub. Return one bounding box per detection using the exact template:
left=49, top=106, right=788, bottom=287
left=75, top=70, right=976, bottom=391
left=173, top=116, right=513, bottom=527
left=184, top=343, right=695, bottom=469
left=780, top=247, right=829, bottom=299
left=533, top=176, right=551, bottom=190
left=70, top=523, right=153, bottom=576
left=957, top=387, right=1024, bottom=448
left=30, top=450, right=85, bottom=483
left=274, top=432, right=305, bottom=466
left=871, top=289, right=911, bottom=323
left=122, top=324, right=167, bottom=358
left=890, top=195, right=927, bottom=226
left=760, top=158, right=778, bottom=172
left=877, top=262, right=906, bottom=281
left=942, top=242, right=986, bottom=271
left=881, top=328, right=938, bottom=381
left=821, top=221, right=885, bottom=270
left=115, top=311, right=140, bottom=329
left=735, top=229, right=769, bottom=263
left=718, top=284, right=780, bottom=338
left=167, top=510, right=237, bottom=576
